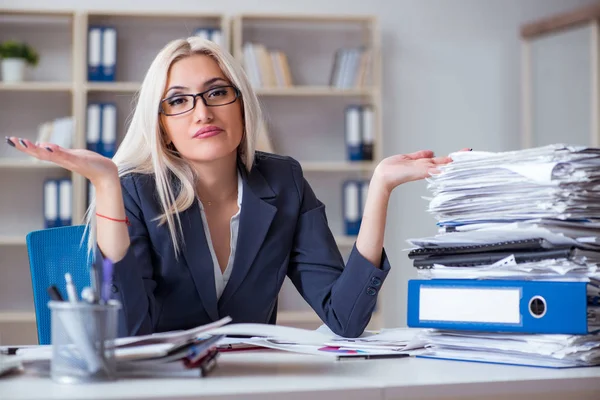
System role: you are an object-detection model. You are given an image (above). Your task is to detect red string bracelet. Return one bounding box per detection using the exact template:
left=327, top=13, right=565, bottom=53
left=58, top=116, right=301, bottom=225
left=96, top=213, right=131, bottom=226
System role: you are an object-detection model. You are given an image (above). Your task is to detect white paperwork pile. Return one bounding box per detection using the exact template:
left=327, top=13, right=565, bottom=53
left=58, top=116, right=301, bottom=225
left=406, top=144, right=600, bottom=368
left=12, top=316, right=425, bottom=378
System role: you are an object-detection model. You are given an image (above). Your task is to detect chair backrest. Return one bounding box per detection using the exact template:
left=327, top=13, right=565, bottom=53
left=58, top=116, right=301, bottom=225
left=26, top=225, right=92, bottom=345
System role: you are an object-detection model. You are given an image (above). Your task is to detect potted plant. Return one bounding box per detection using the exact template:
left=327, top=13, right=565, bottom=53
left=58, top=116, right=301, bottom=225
left=0, top=40, right=39, bottom=83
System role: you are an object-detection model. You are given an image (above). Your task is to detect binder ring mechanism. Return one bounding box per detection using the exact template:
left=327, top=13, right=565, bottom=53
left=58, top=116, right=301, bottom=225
left=528, top=296, right=547, bottom=319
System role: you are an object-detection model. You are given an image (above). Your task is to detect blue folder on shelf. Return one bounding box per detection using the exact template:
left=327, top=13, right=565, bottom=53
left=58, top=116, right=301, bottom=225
left=407, top=279, right=600, bottom=334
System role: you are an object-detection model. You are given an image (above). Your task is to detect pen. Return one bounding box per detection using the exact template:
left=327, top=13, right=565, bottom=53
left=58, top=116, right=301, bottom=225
left=90, top=261, right=100, bottom=303
left=101, top=257, right=114, bottom=303
left=337, top=353, right=410, bottom=360
left=64, top=273, right=78, bottom=303
left=47, top=285, right=64, bottom=302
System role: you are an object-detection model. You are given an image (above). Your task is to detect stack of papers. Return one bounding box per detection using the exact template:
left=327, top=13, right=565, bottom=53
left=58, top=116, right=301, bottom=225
left=405, top=144, right=600, bottom=367
left=407, top=144, right=600, bottom=281
left=417, top=329, right=600, bottom=368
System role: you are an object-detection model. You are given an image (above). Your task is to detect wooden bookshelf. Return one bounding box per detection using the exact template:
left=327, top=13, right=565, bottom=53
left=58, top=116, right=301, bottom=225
left=233, top=13, right=384, bottom=330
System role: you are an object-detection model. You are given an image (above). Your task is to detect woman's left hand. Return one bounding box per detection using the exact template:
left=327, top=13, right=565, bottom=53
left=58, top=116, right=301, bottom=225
left=371, top=149, right=465, bottom=195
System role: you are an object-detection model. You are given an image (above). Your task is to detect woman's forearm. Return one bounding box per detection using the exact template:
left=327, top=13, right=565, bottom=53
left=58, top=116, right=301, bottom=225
left=95, top=178, right=131, bottom=262
left=355, top=176, right=390, bottom=268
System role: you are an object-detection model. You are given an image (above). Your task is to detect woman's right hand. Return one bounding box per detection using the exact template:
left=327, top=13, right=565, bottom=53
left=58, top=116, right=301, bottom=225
left=5, top=136, right=118, bottom=186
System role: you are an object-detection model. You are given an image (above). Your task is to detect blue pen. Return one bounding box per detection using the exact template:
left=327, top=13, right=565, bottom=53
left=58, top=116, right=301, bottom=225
left=101, top=257, right=114, bottom=303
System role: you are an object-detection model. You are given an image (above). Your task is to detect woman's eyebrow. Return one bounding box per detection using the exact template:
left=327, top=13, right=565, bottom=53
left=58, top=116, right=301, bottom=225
left=202, top=77, right=229, bottom=87
left=164, top=85, right=188, bottom=97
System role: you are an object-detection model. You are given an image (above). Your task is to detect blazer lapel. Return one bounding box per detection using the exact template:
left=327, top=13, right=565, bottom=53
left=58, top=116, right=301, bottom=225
left=218, top=163, right=276, bottom=308
left=180, top=201, right=219, bottom=321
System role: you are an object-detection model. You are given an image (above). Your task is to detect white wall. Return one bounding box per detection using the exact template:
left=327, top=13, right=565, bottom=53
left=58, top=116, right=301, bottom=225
left=2, top=0, right=596, bottom=328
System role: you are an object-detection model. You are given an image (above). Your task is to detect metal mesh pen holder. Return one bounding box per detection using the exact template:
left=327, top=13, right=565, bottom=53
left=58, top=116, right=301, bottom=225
left=49, top=300, right=121, bottom=384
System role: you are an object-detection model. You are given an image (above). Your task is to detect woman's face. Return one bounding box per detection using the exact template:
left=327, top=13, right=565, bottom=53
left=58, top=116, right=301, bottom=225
left=160, top=54, right=244, bottom=164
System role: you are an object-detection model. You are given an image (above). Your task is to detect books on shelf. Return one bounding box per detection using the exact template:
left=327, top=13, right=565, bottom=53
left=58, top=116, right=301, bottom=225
left=330, top=47, right=372, bottom=89
left=36, top=116, right=74, bottom=150
left=242, top=42, right=293, bottom=88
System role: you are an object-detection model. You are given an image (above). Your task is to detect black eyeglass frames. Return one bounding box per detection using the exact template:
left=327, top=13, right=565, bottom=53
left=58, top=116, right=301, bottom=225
left=159, top=85, right=241, bottom=116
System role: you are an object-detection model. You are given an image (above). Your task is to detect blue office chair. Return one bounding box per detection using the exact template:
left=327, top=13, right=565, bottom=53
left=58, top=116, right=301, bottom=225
left=26, top=225, right=92, bottom=345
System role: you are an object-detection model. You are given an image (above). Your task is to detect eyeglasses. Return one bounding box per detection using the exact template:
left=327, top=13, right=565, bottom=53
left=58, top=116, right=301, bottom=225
left=159, top=85, right=241, bottom=116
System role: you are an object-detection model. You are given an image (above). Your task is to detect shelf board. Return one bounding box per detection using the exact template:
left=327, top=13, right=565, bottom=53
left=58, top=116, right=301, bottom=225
left=85, top=82, right=141, bottom=93
left=239, top=14, right=375, bottom=24
left=0, top=159, right=61, bottom=169
left=0, top=82, right=73, bottom=92
left=0, top=311, right=35, bottom=323
left=301, top=161, right=376, bottom=172
left=255, top=86, right=373, bottom=97
left=0, top=236, right=26, bottom=246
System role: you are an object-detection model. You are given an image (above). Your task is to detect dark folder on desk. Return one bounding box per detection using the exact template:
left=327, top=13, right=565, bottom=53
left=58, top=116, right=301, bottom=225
left=407, top=238, right=599, bottom=268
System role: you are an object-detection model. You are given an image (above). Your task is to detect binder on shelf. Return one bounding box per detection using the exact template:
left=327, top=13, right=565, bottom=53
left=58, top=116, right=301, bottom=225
left=87, top=27, right=102, bottom=81
left=343, top=180, right=361, bottom=235
left=43, top=180, right=59, bottom=229
left=58, top=179, right=72, bottom=227
left=194, top=28, right=222, bottom=47
left=344, top=105, right=362, bottom=161
left=101, top=27, right=117, bottom=82
left=407, top=279, right=600, bottom=334
left=86, top=103, right=101, bottom=153
left=361, top=105, right=374, bottom=161
left=100, top=103, right=117, bottom=158
left=88, top=26, right=117, bottom=81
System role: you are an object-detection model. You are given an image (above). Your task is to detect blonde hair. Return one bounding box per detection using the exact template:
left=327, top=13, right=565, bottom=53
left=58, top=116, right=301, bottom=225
left=85, top=37, right=263, bottom=256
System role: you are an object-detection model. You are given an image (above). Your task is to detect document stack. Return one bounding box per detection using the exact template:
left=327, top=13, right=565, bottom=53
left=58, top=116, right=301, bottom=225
left=405, top=144, right=600, bottom=368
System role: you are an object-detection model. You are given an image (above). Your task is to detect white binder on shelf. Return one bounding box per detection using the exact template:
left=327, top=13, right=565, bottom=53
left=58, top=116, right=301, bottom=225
left=361, top=105, right=374, bottom=161
left=344, top=105, right=362, bottom=161
left=87, top=27, right=102, bottom=81
left=101, top=27, right=117, bottom=81
left=43, top=180, right=59, bottom=229
left=101, top=103, right=117, bottom=158
left=86, top=103, right=101, bottom=153
left=58, top=179, right=72, bottom=227
left=342, top=180, right=361, bottom=236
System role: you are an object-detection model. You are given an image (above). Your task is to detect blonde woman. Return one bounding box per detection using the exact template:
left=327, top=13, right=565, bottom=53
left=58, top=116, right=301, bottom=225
left=6, top=37, right=454, bottom=338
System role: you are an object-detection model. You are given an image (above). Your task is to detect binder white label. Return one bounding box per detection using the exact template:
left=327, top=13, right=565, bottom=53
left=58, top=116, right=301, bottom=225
left=344, top=181, right=359, bottom=221
left=59, top=180, right=72, bottom=220
left=419, top=287, right=521, bottom=324
left=361, top=106, right=374, bottom=144
left=102, top=28, right=117, bottom=68
left=87, top=104, right=101, bottom=144
left=88, top=28, right=102, bottom=67
left=345, top=107, right=360, bottom=146
left=102, top=103, right=117, bottom=143
left=44, top=180, right=58, bottom=220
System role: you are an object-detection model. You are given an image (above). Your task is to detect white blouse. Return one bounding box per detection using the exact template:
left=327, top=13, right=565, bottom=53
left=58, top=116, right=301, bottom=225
left=198, top=171, right=243, bottom=300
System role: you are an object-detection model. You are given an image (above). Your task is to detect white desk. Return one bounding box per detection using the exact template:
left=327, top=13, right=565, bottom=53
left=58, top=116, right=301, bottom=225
left=2, top=351, right=600, bottom=400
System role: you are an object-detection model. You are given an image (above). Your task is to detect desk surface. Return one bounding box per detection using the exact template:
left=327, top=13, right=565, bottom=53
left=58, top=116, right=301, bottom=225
left=2, top=351, right=600, bottom=400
